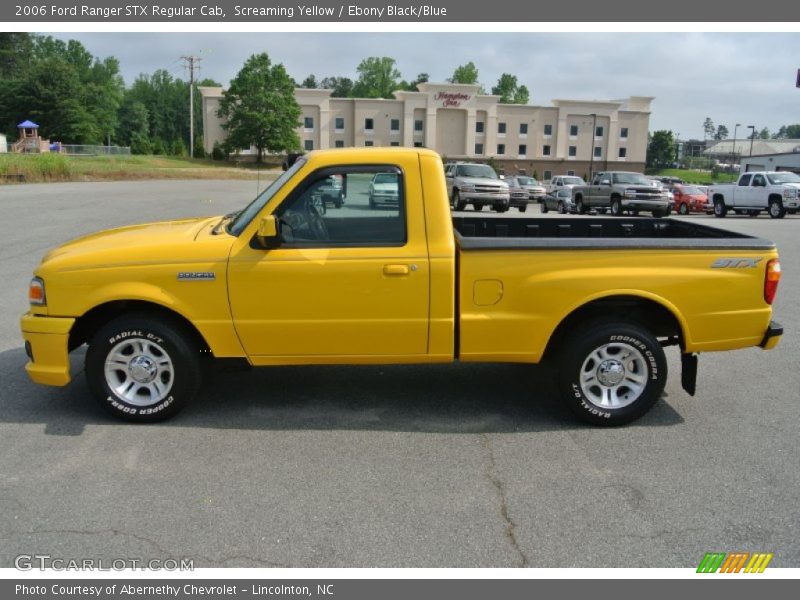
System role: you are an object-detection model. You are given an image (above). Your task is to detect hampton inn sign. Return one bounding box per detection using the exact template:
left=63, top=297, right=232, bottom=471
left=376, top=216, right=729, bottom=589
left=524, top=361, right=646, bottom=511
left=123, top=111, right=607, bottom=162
left=200, top=82, right=653, bottom=175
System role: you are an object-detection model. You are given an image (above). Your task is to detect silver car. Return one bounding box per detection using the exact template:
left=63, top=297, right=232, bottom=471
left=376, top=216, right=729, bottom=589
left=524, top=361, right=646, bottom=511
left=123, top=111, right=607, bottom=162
left=540, top=189, right=576, bottom=214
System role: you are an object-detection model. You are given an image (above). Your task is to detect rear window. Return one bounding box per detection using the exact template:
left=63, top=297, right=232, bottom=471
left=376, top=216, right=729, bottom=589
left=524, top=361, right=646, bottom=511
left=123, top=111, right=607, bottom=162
left=738, top=175, right=752, bottom=186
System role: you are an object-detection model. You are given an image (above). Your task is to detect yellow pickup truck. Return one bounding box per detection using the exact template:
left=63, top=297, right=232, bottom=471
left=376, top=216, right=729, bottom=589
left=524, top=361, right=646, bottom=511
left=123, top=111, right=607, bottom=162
left=21, top=148, right=783, bottom=425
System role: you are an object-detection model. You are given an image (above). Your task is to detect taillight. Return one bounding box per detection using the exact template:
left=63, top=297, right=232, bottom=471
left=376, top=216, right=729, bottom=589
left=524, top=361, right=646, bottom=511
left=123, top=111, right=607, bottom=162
left=764, top=259, right=781, bottom=305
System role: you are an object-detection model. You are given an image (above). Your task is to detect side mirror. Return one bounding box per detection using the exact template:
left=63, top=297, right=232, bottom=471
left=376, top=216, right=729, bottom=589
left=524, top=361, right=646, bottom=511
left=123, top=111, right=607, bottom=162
left=256, top=215, right=280, bottom=249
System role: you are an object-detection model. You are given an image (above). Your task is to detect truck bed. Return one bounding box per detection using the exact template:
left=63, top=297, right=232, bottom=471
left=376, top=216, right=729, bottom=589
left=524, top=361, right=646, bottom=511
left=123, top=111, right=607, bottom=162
left=453, top=217, right=775, bottom=250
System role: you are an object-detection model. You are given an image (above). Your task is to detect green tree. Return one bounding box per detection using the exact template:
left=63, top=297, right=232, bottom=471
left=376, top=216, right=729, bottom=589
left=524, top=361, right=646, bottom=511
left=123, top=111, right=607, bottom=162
left=702, top=117, right=715, bottom=141
left=646, top=130, right=676, bottom=168
left=713, top=125, right=729, bottom=140
left=217, top=52, right=301, bottom=162
left=449, top=62, right=480, bottom=84
left=319, top=76, right=354, bottom=98
left=0, top=33, right=34, bottom=79
left=301, top=74, right=317, bottom=88
left=491, top=73, right=529, bottom=104
left=773, top=124, right=800, bottom=138
left=352, top=57, right=401, bottom=99
left=117, top=99, right=150, bottom=153
left=758, top=127, right=770, bottom=139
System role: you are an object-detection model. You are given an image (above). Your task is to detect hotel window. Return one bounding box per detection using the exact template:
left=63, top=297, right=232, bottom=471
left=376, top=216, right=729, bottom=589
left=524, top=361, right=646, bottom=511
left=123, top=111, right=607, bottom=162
left=476, top=121, right=484, bottom=133
left=365, top=140, right=374, bottom=147
left=475, top=143, right=484, bottom=155
left=519, top=123, right=528, bottom=135
left=594, top=146, right=602, bottom=157
left=304, top=140, right=314, bottom=151
left=414, top=119, right=424, bottom=132
left=518, top=144, right=527, bottom=156
left=365, top=118, right=374, bottom=131
left=334, top=140, right=344, bottom=148
left=544, top=124, right=553, bottom=136
left=595, top=126, right=604, bottom=137
left=497, top=144, right=506, bottom=155
left=304, top=116, right=314, bottom=130
left=543, top=170, right=552, bottom=181
left=335, top=117, right=345, bottom=131
left=619, top=147, right=627, bottom=158
left=567, top=170, right=575, bottom=176
left=498, top=122, right=507, bottom=135
left=390, top=141, right=400, bottom=147
left=542, top=144, right=551, bottom=156
left=390, top=118, right=400, bottom=132
left=413, top=141, right=423, bottom=147
left=569, top=125, right=578, bottom=136
left=620, top=127, right=629, bottom=139
left=568, top=146, right=577, bottom=157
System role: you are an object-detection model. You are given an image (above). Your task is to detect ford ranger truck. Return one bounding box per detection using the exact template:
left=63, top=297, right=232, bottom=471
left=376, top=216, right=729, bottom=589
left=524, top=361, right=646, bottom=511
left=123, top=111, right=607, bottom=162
left=708, top=171, right=800, bottom=218
left=21, top=148, right=783, bottom=426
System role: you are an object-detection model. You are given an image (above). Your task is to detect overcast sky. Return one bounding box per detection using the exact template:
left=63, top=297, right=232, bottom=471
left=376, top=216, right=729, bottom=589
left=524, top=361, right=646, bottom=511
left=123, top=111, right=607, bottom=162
left=51, top=32, right=800, bottom=139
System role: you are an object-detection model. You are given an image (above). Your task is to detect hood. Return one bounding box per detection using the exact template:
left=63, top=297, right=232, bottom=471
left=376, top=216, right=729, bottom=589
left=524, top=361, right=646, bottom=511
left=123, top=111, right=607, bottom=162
left=461, top=177, right=508, bottom=188
left=39, top=216, right=231, bottom=272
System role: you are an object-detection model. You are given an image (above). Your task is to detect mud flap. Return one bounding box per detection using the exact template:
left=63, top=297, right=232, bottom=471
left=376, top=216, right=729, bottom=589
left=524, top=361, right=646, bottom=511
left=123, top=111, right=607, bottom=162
left=681, top=353, right=698, bottom=396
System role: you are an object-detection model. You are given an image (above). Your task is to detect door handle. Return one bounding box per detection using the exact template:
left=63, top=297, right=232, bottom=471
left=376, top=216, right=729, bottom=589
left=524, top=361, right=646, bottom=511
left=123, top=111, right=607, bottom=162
left=383, top=264, right=410, bottom=276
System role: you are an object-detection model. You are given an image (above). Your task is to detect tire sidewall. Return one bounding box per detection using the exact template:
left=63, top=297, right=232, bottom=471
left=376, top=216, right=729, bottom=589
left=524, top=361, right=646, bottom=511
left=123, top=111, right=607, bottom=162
left=558, top=322, right=667, bottom=426
left=86, top=316, right=199, bottom=422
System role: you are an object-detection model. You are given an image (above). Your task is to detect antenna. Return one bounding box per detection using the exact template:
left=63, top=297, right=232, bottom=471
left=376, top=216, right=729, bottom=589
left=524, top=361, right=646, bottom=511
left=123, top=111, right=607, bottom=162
left=180, top=55, right=202, bottom=158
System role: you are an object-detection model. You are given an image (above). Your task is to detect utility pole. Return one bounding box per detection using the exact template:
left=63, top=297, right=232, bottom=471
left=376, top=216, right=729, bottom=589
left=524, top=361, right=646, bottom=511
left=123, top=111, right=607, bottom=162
left=181, top=55, right=202, bottom=158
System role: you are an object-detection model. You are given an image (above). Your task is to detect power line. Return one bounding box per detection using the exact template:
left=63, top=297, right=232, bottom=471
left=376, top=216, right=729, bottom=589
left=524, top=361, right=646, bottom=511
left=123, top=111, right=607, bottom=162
left=180, top=55, right=202, bottom=158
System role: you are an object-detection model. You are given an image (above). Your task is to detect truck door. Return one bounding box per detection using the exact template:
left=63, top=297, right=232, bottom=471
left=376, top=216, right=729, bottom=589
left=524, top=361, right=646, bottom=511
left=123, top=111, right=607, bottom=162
left=750, top=173, right=767, bottom=207
left=735, top=173, right=752, bottom=207
left=227, top=164, right=431, bottom=359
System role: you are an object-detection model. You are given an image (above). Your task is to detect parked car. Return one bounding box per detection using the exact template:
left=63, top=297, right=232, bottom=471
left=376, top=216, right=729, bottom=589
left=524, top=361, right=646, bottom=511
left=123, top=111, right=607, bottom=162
left=314, top=175, right=344, bottom=209
left=505, top=176, right=536, bottom=212
left=540, top=189, right=576, bottom=214
left=572, top=171, right=672, bottom=217
left=20, top=147, right=783, bottom=426
left=514, top=176, right=547, bottom=200
left=368, top=172, right=400, bottom=208
left=672, top=184, right=709, bottom=215
left=444, top=161, right=510, bottom=212
left=546, top=175, right=586, bottom=194
left=708, top=171, right=800, bottom=218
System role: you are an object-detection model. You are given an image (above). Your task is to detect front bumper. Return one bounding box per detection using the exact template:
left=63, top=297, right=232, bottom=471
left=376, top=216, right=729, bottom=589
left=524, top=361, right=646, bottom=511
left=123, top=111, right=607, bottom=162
left=621, top=199, right=670, bottom=210
left=462, top=191, right=510, bottom=205
left=760, top=320, right=783, bottom=350
left=20, top=313, right=75, bottom=386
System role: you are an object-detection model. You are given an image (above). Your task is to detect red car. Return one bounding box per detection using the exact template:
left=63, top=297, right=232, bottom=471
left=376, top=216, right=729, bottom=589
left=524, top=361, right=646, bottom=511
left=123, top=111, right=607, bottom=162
left=672, top=184, right=709, bottom=215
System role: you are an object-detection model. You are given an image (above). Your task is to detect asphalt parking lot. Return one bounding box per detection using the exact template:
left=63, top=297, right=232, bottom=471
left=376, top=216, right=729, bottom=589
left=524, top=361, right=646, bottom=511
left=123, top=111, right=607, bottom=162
left=0, top=180, right=798, bottom=568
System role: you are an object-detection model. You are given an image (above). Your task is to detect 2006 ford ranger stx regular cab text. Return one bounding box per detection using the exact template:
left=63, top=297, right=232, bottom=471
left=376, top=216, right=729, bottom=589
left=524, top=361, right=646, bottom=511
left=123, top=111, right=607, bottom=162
left=21, top=148, right=783, bottom=426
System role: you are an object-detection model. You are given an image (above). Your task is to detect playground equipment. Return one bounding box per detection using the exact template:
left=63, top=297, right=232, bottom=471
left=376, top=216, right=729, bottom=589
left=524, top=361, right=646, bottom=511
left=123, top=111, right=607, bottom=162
left=12, top=120, right=51, bottom=153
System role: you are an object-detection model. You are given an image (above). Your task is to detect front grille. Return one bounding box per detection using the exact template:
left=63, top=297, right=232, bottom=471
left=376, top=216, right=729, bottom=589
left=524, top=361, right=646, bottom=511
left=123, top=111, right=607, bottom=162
left=475, top=185, right=503, bottom=193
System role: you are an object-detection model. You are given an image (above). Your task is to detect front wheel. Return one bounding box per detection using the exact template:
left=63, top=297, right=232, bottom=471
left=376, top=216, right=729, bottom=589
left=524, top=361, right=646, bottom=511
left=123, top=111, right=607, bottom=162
left=453, top=190, right=466, bottom=211
left=540, top=201, right=549, bottom=214
left=678, top=203, right=689, bottom=215
left=575, top=197, right=587, bottom=215
left=769, top=198, right=786, bottom=219
left=557, top=320, right=667, bottom=426
left=713, top=199, right=727, bottom=218
left=473, top=203, right=484, bottom=212
left=610, top=198, right=623, bottom=216
left=85, top=314, right=202, bottom=422
left=557, top=202, right=567, bottom=214
left=494, top=204, right=509, bottom=213
left=518, top=205, right=527, bottom=213
left=652, top=208, right=667, bottom=218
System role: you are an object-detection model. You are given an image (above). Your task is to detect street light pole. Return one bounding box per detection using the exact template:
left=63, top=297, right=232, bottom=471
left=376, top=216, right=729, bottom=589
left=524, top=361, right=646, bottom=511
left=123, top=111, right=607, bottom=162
left=732, top=123, right=740, bottom=168
left=588, top=113, right=597, bottom=180
left=748, top=125, right=755, bottom=157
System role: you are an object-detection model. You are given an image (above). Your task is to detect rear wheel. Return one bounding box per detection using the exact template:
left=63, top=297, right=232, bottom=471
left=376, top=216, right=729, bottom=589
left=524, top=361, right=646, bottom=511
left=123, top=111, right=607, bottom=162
left=557, top=320, right=667, bottom=426
left=678, top=203, right=689, bottom=215
left=610, top=197, right=623, bottom=216
left=85, top=314, right=202, bottom=422
left=473, top=203, right=484, bottom=212
left=713, top=198, right=727, bottom=218
left=769, top=198, right=786, bottom=219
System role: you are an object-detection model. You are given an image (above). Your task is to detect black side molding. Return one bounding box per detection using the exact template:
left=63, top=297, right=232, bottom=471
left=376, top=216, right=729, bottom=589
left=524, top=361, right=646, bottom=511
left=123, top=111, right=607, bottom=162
left=760, top=320, right=784, bottom=348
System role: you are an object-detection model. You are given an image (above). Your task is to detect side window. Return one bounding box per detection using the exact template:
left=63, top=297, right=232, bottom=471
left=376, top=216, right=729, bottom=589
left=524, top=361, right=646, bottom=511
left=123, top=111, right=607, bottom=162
left=738, top=174, right=752, bottom=186
left=752, top=174, right=765, bottom=186
left=276, top=167, right=405, bottom=247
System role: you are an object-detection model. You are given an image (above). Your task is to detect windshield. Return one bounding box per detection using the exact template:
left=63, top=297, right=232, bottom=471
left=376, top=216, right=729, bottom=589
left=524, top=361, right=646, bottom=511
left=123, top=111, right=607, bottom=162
left=681, top=186, right=704, bottom=195
left=456, top=164, right=498, bottom=179
left=562, top=176, right=584, bottom=185
left=228, top=158, right=307, bottom=236
left=612, top=173, right=651, bottom=185
left=767, top=172, right=800, bottom=184
left=516, top=177, right=538, bottom=185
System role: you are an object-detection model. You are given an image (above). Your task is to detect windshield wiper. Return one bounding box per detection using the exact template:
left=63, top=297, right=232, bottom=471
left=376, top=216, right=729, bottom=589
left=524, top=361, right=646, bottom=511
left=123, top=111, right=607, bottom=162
left=212, top=210, right=241, bottom=235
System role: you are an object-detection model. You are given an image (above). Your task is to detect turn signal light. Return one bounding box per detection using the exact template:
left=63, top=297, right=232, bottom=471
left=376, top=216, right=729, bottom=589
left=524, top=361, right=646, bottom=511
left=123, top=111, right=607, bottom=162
left=764, top=259, right=781, bottom=305
left=29, top=277, right=46, bottom=306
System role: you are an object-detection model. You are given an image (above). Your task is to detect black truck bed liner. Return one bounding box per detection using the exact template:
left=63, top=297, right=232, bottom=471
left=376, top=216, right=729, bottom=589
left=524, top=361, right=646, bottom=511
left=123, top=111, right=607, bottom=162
left=453, top=217, right=775, bottom=250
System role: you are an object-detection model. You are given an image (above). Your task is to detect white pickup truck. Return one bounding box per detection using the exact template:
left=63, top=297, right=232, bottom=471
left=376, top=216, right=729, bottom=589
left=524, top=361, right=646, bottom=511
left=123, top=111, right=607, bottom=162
left=709, top=171, right=800, bottom=219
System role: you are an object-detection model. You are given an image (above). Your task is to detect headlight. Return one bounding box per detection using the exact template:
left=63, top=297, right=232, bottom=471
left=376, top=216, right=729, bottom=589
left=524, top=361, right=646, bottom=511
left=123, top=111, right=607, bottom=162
left=460, top=184, right=476, bottom=192
left=783, top=188, right=798, bottom=198
left=624, top=189, right=636, bottom=198
left=29, top=277, right=46, bottom=306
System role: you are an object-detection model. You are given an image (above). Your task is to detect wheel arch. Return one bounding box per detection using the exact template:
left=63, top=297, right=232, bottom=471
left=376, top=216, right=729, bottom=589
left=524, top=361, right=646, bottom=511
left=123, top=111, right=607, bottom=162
left=543, top=293, right=686, bottom=360
left=69, top=299, right=212, bottom=357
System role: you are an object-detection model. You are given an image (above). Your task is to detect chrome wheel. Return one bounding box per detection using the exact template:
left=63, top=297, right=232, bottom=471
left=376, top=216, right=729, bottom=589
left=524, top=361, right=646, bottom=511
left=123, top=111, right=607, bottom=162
left=579, top=342, right=647, bottom=409
left=104, top=337, right=174, bottom=406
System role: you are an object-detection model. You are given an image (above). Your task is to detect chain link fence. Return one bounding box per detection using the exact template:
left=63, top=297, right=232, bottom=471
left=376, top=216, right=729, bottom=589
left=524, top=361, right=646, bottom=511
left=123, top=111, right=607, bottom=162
left=57, top=144, right=131, bottom=156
